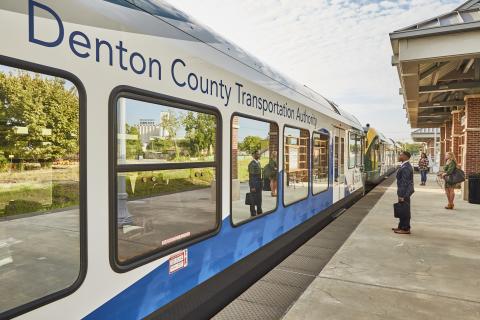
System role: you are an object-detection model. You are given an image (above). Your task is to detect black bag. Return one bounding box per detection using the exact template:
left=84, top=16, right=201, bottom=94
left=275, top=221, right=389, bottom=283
left=394, top=202, right=408, bottom=219
left=263, top=178, right=271, bottom=191
left=245, top=193, right=254, bottom=205
left=445, top=168, right=466, bottom=185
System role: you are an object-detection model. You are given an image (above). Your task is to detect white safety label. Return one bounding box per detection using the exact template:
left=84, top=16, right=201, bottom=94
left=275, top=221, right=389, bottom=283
left=169, top=249, right=188, bottom=274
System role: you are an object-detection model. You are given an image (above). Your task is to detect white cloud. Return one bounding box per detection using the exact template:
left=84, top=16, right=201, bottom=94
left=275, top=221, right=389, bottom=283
left=166, top=0, right=461, bottom=141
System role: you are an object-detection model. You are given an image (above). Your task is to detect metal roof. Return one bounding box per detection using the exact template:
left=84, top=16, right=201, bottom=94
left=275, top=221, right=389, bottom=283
left=390, top=0, right=480, bottom=40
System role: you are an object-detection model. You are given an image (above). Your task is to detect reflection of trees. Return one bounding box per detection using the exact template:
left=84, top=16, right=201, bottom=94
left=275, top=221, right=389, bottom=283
left=0, top=71, right=79, bottom=164
left=183, top=112, right=216, bottom=157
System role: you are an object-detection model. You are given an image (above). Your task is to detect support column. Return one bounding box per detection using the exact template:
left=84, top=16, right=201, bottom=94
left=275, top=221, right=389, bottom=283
left=445, top=120, right=452, bottom=154
left=451, top=110, right=463, bottom=167
left=440, top=125, right=446, bottom=166
left=462, top=95, right=480, bottom=200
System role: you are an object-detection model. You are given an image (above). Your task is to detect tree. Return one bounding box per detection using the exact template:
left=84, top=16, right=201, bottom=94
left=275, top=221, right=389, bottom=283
left=125, top=125, right=143, bottom=160
left=183, top=112, right=216, bottom=157
left=402, top=143, right=422, bottom=156
left=160, top=111, right=181, bottom=159
left=0, top=71, right=79, bottom=162
left=239, top=136, right=262, bottom=155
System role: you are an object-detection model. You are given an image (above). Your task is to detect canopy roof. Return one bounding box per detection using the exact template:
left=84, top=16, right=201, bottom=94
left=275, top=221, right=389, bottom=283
left=390, top=0, right=480, bottom=128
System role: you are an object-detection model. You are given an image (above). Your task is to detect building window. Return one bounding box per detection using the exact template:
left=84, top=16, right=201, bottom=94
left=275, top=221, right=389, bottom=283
left=284, top=126, right=309, bottom=205
left=312, top=132, right=329, bottom=195
left=0, top=64, right=83, bottom=315
left=231, top=115, right=278, bottom=225
left=113, top=94, right=220, bottom=267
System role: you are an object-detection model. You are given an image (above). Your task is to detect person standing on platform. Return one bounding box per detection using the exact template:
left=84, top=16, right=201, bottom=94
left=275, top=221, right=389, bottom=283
left=440, top=152, right=461, bottom=210
left=418, top=152, right=430, bottom=186
left=393, top=151, right=414, bottom=234
left=248, top=150, right=263, bottom=217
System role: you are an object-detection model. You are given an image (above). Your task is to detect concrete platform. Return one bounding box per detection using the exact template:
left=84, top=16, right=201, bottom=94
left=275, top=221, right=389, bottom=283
left=283, top=174, right=480, bottom=320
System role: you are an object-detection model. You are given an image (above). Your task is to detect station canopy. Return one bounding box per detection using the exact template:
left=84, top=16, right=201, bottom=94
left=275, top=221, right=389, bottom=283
left=390, top=0, right=480, bottom=128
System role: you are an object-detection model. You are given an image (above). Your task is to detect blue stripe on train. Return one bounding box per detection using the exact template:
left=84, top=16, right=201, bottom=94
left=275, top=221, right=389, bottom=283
left=84, top=178, right=334, bottom=320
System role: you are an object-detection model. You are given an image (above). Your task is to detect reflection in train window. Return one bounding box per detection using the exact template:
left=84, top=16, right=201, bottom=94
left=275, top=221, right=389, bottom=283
left=117, top=98, right=216, bottom=165
left=0, top=65, right=82, bottom=313
left=312, top=132, right=329, bottom=195
left=284, top=126, right=309, bottom=206
left=348, top=132, right=356, bottom=168
left=356, top=135, right=363, bottom=167
left=114, top=97, right=219, bottom=266
left=231, top=116, right=278, bottom=225
left=116, top=168, right=216, bottom=263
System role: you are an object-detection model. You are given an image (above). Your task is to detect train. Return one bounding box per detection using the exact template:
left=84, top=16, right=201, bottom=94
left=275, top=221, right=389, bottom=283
left=0, top=1, right=399, bottom=319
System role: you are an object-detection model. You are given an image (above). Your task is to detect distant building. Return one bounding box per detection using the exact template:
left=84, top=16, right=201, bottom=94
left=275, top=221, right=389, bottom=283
left=134, top=112, right=170, bottom=148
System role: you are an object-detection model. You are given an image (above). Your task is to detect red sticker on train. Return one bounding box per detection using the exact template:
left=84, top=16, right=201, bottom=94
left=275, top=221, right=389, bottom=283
left=169, top=249, right=188, bottom=274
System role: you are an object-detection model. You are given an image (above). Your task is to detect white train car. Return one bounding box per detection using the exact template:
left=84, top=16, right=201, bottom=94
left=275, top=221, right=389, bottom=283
left=0, top=1, right=365, bottom=319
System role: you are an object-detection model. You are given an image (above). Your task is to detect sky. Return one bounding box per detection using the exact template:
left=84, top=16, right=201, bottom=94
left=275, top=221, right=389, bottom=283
left=166, top=0, right=463, bottom=141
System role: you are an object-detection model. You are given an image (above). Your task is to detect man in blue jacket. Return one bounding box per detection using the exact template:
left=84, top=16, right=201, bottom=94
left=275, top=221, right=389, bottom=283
left=393, top=151, right=415, bottom=234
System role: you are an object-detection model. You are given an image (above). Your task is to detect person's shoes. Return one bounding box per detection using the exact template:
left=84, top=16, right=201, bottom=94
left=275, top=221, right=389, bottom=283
left=445, top=204, right=454, bottom=210
left=392, top=228, right=401, bottom=232
left=394, top=229, right=411, bottom=234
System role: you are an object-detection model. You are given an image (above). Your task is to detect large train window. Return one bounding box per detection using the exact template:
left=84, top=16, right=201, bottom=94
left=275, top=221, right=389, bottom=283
left=348, top=133, right=356, bottom=168
left=348, top=132, right=363, bottom=168
left=284, top=126, right=309, bottom=206
left=312, top=132, right=329, bottom=195
left=231, top=115, right=279, bottom=225
left=0, top=62, right=84, bottom=317
left=112, top=92, right=220, bottom=269
left=356, top=135, right=364, bottom=167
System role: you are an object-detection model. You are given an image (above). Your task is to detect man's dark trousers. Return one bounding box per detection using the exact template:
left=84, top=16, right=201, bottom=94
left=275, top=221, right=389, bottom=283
left=398, top=197, right=411, bottom=230
left=249, top=174, right=263, bottom=216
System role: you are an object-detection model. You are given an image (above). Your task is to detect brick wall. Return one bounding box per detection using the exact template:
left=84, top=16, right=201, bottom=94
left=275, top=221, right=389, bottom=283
left=463, top=96, right=480, bottom=175
left=451, top=111, right=463, bottom=167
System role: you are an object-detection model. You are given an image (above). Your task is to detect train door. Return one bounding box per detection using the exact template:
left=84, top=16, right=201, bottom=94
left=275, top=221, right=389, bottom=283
left=333, top=128, right=346, bottom=202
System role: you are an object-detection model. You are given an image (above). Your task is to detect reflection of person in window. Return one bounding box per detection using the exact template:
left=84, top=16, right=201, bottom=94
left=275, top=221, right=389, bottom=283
left=248, top=150, right=263, bottom=216
left=269, top=151, right=278, bottom=197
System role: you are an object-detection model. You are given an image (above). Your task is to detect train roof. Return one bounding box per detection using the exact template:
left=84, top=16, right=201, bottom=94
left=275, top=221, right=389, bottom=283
left=99, top=0, right=363, bottom=129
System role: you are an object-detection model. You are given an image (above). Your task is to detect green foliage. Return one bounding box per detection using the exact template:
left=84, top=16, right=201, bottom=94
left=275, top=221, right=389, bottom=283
left=183, top=112, right=216, bottom=157
left=239, top=136, right=262, bottom=155
left=52, top=182, right=79, bottom=207
left=0, top=71, right=79, bottom=162
left=4, top=199, right=43, bottom=215
left=161, top=111, right=181, bottom=158
left=402, top=143, right=422, bottom=156
left=124, top=168, right=213, bottom=199
left=125, top=125, right=143, bottom=159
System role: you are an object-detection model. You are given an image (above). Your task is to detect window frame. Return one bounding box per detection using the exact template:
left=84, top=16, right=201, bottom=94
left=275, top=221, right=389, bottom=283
left=311, top=131, right=330, bottom=196
left=0, top=55, right=87, bottom=320
left=348, top=131, right=357, bottom=169
left=109, top=86, right=222, bottom=273
left=282, top=125, right=310, bottom=207
left=229, top=113, right=279, bottom=227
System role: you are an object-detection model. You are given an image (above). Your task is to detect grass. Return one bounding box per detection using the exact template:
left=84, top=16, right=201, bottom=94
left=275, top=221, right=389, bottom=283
left=237, top=157, right=270, bottom=182
left=0, top=165, right=80, bottom=216
left=122, top=168, right=214, bottom=199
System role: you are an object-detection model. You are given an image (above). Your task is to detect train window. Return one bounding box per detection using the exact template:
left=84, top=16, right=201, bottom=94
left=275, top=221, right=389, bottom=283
left=231, top=115, right=278, bottom=225
left=312, top=132, right=329, bottom=195
left=284, top=126, right=309, bottom=206
left=356, top=135, right=363, bottom=167
left=117, top=100, right=216, bottom=165
left=0, top=64, right=83, bottom=314
left=113, top=95, right=220, bottom=267
left=348, top=132, right=357, bottom=169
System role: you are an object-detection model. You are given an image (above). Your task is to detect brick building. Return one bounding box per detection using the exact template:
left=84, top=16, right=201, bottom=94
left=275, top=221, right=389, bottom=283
left=391, top=0, right=480, bottom=200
